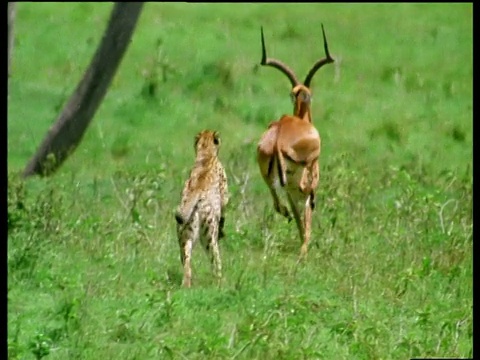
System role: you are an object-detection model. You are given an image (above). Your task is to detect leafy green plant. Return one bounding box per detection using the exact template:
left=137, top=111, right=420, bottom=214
left=29, top=333, right=52, bottom=360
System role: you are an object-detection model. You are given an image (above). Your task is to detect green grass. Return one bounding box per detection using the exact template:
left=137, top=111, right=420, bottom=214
left=8, top=3, right=472, bottom=359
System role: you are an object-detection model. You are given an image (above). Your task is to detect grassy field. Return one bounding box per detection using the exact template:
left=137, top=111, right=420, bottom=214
left=8, top=3, right=472, bottom=359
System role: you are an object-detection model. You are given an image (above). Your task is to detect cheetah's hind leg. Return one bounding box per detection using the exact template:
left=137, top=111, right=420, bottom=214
left=177, top=222, right=196, bottom=288
left=202, top=222, right=223, bottom=285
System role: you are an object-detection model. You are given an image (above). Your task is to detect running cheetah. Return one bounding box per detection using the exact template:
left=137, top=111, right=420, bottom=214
left=175, top=130, right=229, bottom=288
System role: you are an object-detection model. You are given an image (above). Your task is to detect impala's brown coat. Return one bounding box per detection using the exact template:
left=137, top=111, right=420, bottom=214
left=257, top=25, right=334, bottom=259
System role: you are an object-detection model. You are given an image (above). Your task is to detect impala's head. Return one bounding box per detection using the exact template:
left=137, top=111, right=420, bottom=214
left=260, top=24, right=334, bottom=121
left=194, top=130, right=221, bottom=156
left=291, top=84, right=312, bottom=113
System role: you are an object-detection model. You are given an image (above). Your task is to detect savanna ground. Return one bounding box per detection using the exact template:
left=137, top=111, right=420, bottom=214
left=7, top=3, right=472, bottom=359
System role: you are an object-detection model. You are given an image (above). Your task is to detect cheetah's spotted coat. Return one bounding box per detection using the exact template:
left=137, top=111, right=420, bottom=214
left=175, top=130, right=229, bottom=288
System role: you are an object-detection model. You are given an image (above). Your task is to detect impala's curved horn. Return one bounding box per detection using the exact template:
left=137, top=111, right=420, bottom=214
left=260, top=26, right=300, bottom=88
left=303, top=24, right=334, bottom=88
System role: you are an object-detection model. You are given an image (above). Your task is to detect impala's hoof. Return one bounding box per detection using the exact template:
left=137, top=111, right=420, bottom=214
left=283, top=209, right=292, bottom=222
left=274, top=203, right=291, bottom=220
left=285, top=211, right=293, bottom=222
left=299, top=244, right=309, bottom=260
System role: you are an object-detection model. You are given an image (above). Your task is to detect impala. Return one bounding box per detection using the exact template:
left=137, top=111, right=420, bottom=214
left=256, top=24, right=334, bottom=259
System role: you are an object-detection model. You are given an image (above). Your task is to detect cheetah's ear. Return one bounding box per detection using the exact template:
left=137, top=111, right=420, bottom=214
left=194, top=132, right=201, bottom=148
left=213, top=131, right=220, bottom=145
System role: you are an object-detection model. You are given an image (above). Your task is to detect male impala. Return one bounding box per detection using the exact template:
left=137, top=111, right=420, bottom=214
left=256, top=24, right=334, bottom=259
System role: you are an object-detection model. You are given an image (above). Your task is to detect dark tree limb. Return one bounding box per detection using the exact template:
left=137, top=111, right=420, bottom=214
left=22, top=2, right=144, bottom=178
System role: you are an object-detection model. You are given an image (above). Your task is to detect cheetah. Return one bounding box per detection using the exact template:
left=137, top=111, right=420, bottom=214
left=175, top=130, right=229, bottom=288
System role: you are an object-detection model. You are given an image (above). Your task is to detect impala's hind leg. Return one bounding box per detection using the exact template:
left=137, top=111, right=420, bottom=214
left=299, top=194, right=314, bottom=260
left=258, top=141, right=291, bottom=220
left=268, top=181, right=291, bottom=220
left=286, top=191, right=305, bottom=245
left=299, top=161, right=319, bottom=209
left=286, top=190, right=313, bottom=261
left=276, top=146, right=288, bottom=187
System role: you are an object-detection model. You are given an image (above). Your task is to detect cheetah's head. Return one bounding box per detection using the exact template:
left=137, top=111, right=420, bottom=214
left=194, top=130, right=221, bottom=156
